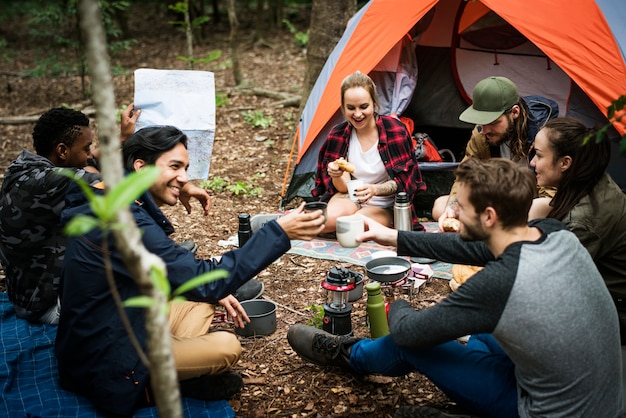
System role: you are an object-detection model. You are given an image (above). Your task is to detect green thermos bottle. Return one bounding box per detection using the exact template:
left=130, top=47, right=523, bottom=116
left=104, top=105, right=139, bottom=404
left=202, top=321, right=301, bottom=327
left=365, top=282, right=389, bottom=338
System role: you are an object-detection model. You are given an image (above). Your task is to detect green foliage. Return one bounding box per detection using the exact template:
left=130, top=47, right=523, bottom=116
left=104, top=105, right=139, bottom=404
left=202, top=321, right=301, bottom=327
left=216, top=92, right=229, bottom=108
left=585, top=95, right=626, bottom=154
left=168, top=2, right=210, bottom=32
left=607, top=95, right=626, bottom=154
left=21, top=0, right=134, bottom=77
left=242, top=110, right=274, bottom=129
left=226, top=180, right=262, bottom=197
left=62, top=167, right=161, bottom=233
left=282, top=19, right=308, bottom=48
left=201, top=174, right=263, bottom=197
left=0, top=39, right=10, bottom=62
left=200, top=176, right=229, bottom=193
left=177, top=49, right=222, bottom=66
left=306, top=304, right=325, bottom=329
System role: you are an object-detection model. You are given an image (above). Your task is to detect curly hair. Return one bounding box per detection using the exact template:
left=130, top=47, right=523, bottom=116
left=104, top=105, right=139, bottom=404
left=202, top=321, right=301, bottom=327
left=32, top=107, right=90, bottom=157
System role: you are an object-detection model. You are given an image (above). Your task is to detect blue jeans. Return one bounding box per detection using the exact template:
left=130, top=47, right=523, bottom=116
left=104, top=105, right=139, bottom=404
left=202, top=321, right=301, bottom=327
left=349, top=334, right=518, bottom=418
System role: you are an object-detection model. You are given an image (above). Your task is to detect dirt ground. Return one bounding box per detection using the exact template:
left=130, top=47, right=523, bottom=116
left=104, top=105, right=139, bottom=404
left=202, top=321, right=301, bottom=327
left=0, top=9, right=458, bottom=417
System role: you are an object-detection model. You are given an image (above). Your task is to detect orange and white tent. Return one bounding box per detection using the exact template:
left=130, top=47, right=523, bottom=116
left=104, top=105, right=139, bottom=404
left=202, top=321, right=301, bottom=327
left=281, top=0, right=626, bottom=205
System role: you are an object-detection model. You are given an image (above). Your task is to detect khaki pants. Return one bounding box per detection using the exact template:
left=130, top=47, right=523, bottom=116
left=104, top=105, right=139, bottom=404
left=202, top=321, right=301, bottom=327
left=169, top=301, right=242, bottom=381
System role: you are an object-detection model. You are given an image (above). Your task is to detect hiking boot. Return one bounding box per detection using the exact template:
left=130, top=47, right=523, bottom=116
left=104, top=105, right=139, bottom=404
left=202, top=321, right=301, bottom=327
left=233, top=279, right=264, bottom=302
left=178, top=240, right=198, bottom=254
left=179, top=371, right=243, bottom=401
left=287, top=324, right=360, bottom=369
left=394, top=405, right=477, bottom=418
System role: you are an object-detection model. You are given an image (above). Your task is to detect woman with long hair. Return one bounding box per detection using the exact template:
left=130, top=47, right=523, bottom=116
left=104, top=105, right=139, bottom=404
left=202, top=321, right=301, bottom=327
left=529, top=117, right=626, bottom=343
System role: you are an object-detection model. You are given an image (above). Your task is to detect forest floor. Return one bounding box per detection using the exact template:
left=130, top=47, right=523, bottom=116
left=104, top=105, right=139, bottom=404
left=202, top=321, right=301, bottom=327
left=0, top=7, right=458, bottom=417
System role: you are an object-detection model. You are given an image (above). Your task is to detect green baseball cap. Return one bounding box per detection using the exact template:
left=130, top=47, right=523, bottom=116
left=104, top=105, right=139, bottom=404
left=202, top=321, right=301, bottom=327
left=459, top=76, right=520, bottom=125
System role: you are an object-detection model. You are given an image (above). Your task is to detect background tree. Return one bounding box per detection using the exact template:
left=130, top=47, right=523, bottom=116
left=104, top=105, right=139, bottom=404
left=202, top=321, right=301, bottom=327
left=77, top=0, right=183, bottom=416
left=299, top=0, right=356, bottom=115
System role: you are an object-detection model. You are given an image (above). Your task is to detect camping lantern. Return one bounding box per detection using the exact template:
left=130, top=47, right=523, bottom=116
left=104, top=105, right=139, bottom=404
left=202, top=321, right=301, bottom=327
left=321, top=267, right=359, bottom=336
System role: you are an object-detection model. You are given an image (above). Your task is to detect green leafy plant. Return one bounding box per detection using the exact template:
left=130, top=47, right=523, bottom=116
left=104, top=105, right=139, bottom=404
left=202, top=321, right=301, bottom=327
left=226, top=180, right=262, bottom=197
left=200, top=176, right=229, bottom=193
left=242, top=110, right=274, bottom=129
left=25, top=0, right=133, bottom=78
left=306, top=304, right=325, bottom=329
left=216, top=92, right=229, bottom=108
left=168, top=1, right=210, bottom=33
left=201, top=174, right=263, bottom=197
left=283, top=19, right=309, bottom=48
left=177, top=49, right=222, bottom=66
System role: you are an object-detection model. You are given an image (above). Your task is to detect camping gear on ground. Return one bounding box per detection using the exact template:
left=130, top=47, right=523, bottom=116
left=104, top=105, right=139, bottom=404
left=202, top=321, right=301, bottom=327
left=365, top=256, right=412, bottom=283
left=280, top=0, right=626, bottom=214
left=237, top=213, right=252, bottom=247
left=365, top=281, right=390, bottom=339
left=235, top=299, right=277, bottom=337
left=321, top=267, right=362, bottom=336
left=393, top=192, right=412, bottom=231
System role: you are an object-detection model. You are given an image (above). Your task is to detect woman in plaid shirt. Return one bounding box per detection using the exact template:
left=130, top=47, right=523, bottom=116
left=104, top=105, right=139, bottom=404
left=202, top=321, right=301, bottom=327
left=312, top=71, right=425, bottom=233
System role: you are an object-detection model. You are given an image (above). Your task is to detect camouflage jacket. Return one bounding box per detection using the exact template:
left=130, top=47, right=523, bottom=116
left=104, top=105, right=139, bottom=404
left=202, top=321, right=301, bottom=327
left=0, top=150, right=99, bottom=321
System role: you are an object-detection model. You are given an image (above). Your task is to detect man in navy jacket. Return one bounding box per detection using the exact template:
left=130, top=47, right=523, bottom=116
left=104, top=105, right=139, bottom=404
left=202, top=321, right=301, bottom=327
left=55, top=126, right=325, bottom=416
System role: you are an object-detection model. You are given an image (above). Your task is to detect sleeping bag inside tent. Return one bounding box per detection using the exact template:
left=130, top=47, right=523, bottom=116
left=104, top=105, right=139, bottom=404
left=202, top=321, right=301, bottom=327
left=281, top=0, right=626, bottom=216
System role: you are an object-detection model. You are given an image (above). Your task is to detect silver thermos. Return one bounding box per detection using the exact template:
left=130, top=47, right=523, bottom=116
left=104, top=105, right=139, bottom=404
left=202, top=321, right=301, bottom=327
left=393, top=192, right=411, bottom=231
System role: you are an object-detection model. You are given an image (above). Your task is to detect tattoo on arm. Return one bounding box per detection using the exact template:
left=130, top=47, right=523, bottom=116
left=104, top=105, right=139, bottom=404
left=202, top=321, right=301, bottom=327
left=374, top=180, right=398, bottom=196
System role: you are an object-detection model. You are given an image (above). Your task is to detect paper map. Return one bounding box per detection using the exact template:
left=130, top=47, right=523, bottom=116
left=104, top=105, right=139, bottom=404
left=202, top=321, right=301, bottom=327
left=134, top=68, right=216, bottom=179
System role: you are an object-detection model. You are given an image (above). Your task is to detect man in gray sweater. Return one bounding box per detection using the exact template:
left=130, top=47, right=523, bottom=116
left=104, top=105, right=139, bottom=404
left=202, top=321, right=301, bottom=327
left=288, top=158, right=623, bottom=418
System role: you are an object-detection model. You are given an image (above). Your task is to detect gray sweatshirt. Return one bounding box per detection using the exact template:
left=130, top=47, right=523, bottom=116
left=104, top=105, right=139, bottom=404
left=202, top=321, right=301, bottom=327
left=390, top=218, right=623, bottom=418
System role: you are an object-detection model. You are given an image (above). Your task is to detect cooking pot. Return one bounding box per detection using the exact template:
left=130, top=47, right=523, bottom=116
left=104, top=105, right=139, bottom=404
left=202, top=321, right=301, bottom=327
left=235, top=299, right=277, bottom=337
left=365, top=256, right=411, bottom=282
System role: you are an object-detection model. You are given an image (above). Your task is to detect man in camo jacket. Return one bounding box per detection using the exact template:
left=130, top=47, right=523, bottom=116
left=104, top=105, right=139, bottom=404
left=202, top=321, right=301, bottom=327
left=0, top=107, right=101, bottom=324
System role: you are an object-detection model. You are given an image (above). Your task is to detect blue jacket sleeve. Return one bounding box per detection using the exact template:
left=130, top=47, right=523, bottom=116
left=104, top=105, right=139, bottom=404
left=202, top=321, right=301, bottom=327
left=138, top=215, right=291, bottom=304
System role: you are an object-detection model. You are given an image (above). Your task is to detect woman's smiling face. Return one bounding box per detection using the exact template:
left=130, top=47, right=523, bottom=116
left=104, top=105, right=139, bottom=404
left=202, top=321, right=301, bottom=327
left=342, top=86, right=375, bottom=130
left=529, top=128, right=566, bottom=188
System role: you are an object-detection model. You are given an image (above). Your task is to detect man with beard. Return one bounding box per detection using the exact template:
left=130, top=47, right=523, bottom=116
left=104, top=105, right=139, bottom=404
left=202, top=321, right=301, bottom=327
left=286, top=158, right=623, bottom=418
left=431, top=76, right=558, bottom=228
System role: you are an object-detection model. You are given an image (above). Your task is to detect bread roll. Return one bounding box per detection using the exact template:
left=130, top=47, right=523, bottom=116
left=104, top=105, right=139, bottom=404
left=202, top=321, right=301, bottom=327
left=334, top=157, right=355, bottom=173
left=442, top=218, right=461, bottom=233
left=449, top=264, right=483, bottom=291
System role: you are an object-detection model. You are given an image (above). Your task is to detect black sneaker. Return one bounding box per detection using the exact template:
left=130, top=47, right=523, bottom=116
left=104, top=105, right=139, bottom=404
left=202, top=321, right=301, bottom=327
left=394, top=405, right=477, bottom=418
left=179, top=372, right=243, bottom=401
left=233, top=279, right=264, bottom=302
left=178, top=240, right=198, bottom=254
left=287, top=324, right=360, bottom=369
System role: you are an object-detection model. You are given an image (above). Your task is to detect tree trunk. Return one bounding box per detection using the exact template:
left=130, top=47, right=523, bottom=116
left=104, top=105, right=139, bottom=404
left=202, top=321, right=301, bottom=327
left=77, top=1, right=182, bottom=417
left=227, top=0, right=242, bottom=85
left=253, top=0, right=266, bottom=43
left=185, top=0, right=194, bottom=69
left=299, top=0, right=357, bottom=115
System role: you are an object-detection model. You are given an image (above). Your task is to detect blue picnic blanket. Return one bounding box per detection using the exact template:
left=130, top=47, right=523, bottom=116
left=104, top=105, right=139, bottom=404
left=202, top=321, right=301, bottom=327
left=0, top=292, right=234, bottom=417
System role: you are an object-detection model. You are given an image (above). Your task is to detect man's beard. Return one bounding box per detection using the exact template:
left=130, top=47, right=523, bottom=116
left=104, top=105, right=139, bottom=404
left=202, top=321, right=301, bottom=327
left=460, top=217, right=488, bottom=242
left=485, top=117, right=515, bottom=147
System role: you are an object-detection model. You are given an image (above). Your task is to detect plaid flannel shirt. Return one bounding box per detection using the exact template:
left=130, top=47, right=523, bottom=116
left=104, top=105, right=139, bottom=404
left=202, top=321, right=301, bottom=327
left=313, top=115, right=425, bottom=230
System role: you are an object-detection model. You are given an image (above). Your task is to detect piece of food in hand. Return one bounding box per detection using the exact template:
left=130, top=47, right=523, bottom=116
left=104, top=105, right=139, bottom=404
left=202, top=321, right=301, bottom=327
left=334, top=157, right=355, bottom=173
left=442, top=217, right=461, bottom=232
left=450, top=264, right=483, bottom=291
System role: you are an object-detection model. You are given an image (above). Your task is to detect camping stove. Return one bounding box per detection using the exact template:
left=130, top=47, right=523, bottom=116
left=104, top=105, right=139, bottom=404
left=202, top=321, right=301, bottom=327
left=321, top=267, right=358, bottom=336
left=379, top=274, right=413, bottom=302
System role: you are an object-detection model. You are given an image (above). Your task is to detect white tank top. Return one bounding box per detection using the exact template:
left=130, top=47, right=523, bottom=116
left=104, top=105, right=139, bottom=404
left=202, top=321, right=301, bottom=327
left=348, top=130, right=394, bottom=208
